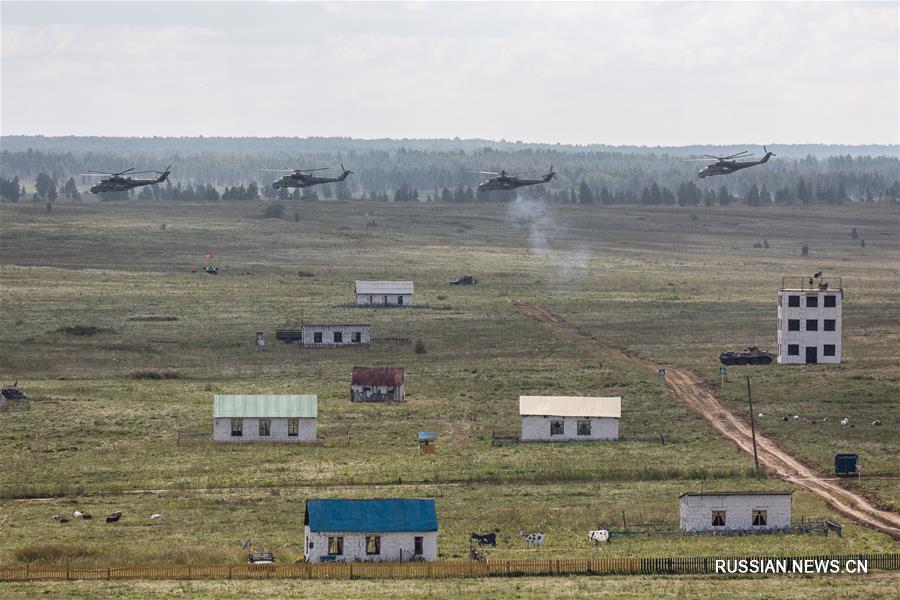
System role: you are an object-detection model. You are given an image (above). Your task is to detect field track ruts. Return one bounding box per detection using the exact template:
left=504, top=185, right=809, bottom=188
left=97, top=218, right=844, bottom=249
left=516, top=302, right=900, bottom=541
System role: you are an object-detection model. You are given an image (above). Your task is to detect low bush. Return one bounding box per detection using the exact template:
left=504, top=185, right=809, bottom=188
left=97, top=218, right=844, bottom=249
left=15, top=544, right=95, bottom=563
left=128, top=368, right=179, bottom=380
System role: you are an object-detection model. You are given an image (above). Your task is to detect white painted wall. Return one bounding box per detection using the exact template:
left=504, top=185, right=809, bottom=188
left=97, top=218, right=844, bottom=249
left=679, top=494, right=792, bottom=532
left=520, top=415, right=619, bottom=441
left=304, top=526, right=437, bottom=562
left=301, top=325, right=370, bottom=347
left=777, top=290, right=842, bottom=364
left=355, top=293, right=412, bottom=306
left=213, top=417, right=316, bottom=442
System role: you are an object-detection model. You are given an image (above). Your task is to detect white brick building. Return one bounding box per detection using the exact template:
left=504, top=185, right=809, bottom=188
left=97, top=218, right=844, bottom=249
left=777, top=277, right=843, bottom=364
left=304, top=498, right=438, bottom=563
left=519, top=396, right=620, bottom=442
left=213, top=395, right=317, bottom=443
left=355, top=281, right=414, bottom=306
left=301, top=324, right=370, bottom=348
left=679, top=492, right=792, bottom=533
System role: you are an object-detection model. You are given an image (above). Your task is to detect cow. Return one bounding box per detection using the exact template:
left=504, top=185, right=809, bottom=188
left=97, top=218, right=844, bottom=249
left=106, top=511, right=122, bottom=523
left=588, top=530, right=609, bottom=543
left=519, top=530, right=544, bottom=547
left=470, top=532, right=497, bottom=547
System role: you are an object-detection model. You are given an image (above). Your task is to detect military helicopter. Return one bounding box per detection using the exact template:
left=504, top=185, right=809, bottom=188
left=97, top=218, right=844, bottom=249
left=263, top=164, right=353, bottom=189
left=469, top=166, right=557, bottom=192
left=82, top=166, right=171, bottom=194
left=692, top=148, right=775, bottom=179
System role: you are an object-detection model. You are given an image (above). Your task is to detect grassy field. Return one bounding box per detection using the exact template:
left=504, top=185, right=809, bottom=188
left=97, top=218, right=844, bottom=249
left=1, top=200, right=897, bottom=580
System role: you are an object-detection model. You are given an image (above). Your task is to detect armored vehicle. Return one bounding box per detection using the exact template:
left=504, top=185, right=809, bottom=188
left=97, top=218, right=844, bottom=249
left=449, top=275, right=477, bottom=285
left=719, top=346, right=773, bottom=365
left=1, top=383, right=27, bottom=400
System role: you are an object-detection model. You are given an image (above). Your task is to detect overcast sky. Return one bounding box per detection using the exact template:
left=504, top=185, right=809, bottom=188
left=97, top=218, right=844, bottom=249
left=2, top=1, right=898, bottom=145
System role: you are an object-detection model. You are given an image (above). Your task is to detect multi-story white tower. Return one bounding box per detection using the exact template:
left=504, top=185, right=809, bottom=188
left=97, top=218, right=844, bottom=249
left=777, top=276, right=842, bottom=364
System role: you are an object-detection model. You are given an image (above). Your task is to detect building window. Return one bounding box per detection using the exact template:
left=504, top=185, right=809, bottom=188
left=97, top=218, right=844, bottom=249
left=788, top=319, right=800, bottom=331
left=314, top=332, right=322, bottom=343
left=368, top=295, right=373, bottom=304
left=259, top=418, right=271, bottom=437
left=414, top=536, right=424, bottom=556
left=824, top=319, right=836, bottom=331
left=327, top=536, right=344, bottom=556
left=711, top=511, right=726, bottom=527
left=787, top=295, right=800, bottom=307
left=752, top=510, right=767, bottom=527
left=806, top=296, right=818, bottom=308
left=383, top=295, right=388, bottom=304
left=366, top=536, right=381, bottom=555
left=288, top=418, right=299, bottom=437
left=577, top=419, right=591, bottom=436
left=824, top=295, right=837, bottom=308
left=352, top=331, right=362, bottom=343
left=231, top=419, right=243, bottom=437
left=806, top=319, right=818, bottom=331
left=788, top=344, right=799, bottom=356
left=550, top=420, right=564, bottom=436
left=334, top=331, right=343, bottom=343
left=398, top=295, right=404, bottom=305
left=824, top=344, right=836, bottom=356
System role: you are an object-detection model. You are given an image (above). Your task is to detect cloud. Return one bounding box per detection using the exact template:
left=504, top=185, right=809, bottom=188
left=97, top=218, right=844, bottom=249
left=1, top=1, right=897, bottom=142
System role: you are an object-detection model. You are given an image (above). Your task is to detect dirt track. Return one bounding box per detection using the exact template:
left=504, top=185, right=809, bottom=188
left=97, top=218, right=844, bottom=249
left=516, top=302, right=900, bottom=540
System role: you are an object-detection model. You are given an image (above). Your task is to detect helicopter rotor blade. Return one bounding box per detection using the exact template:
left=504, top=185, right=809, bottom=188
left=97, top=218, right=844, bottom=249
left=113, top=168, right=136, bottom=176
left=466, top=170, right=501, bottom=175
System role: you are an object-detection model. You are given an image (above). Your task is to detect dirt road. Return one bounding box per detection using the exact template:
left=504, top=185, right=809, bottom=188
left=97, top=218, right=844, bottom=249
left=517, top=302, right=900, bottom=540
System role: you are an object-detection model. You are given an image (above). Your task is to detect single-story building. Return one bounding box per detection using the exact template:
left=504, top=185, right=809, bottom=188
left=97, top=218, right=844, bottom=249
left=213, top=394, right=317, bottom=443
left=304, top=498, right=438, bottom=563
left=519, top=396, right=621, bottom=442
left=301, top=324, right=370, bottom=348
left=355, top=281, right=414, bottom=306
left=679, top=491, right=792, bottom=533
left=351, top=367, right=406, bottom=403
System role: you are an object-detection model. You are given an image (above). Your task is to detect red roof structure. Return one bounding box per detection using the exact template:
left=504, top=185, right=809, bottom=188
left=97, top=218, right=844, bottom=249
left=351, top=367, right=405, bottom=386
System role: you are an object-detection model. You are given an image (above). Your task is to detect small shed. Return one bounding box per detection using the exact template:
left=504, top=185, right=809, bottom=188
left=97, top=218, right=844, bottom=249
left=301, top=324, right=370, bottom=348
left=304, top=498, right=438, bottom=563
left=418, top=431, right=436, bottom=454
left=519, top=396, right=620, bottom=442
left=351, top=367, right=406, bottom=403
left=355, top=281, right=414, bottom=306
left=213, top=394, right=317, bottom=443
left=834, top=453, right=858, bottom=476
left=679, top=491, right=792, bottom=533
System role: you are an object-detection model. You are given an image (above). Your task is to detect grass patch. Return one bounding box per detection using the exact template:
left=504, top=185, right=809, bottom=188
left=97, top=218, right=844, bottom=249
left=128, top=368, right=179, bottom=380
left=14, top=544, right=96, bottom=563
left=56, top=325, right=113, bottom=336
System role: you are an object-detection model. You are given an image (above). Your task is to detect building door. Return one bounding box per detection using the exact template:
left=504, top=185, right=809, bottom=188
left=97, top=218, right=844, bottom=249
left=805, top=346, right=817, bottom=364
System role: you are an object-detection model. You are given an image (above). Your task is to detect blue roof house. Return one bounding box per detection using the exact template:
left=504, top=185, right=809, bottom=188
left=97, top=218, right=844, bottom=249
left=304, top=499, right=438, bottom=563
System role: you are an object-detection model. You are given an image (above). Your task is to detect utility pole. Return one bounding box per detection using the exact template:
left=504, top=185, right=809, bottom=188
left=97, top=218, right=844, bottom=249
left=746, top=376, right=760, bottom=478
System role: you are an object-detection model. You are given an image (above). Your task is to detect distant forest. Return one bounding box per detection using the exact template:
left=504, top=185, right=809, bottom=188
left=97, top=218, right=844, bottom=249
left=1, top=136, right=898, bottom=205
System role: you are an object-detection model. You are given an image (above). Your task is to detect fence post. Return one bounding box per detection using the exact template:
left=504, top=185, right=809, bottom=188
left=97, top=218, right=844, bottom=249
left=107, top=566, right=111, bottom=580
left=227, top=565, right=232, bottom=580
left=187, top=566, right=191, bottom=581
left=66, top=566, right=70, bottom=581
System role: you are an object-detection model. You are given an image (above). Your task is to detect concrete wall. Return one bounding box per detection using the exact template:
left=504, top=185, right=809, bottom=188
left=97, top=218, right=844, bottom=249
left=301, top=325, right=370, bottom=348
left=520, top=415, right=619, bottom=442
left=304, top=526, right=437, bottom=563
left=679, top=494, right=792, bottom=533
left=350, top=384, right=405, bottom=403
left=777, top=290, right=842, bottom=364
left=213, top=417, right=316, bottom=442
left=355, top=293, right=413, bottom=306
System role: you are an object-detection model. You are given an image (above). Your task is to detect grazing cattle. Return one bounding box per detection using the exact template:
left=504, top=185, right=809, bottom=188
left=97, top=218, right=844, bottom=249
left=588, top=530, right=609, bottom=543
left=519, top=530, right=544, bottom=547
left=872, top=420, right=881, bottom=426
left=840, top=418, right=849, bottom=426
left=81, top=514, right=92, bottom=520
left=52, top=514, right=69, bottom=523
left=106, top=511, right=122, bottom=523
left=150, top=514, right=162, bottom=519
left=470, top=532, right=497, bottom=547
left=793, top=415, right=799, bottom=420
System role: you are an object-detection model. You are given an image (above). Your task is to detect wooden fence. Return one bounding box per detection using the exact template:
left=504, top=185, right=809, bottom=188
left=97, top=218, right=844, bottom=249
left=2, top=554, right=898, bottom=582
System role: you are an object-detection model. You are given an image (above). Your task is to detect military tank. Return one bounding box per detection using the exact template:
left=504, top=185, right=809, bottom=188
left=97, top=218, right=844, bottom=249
left=1, top=383, right=27, bottom=400
left=719, top=346, right=773, bottom=365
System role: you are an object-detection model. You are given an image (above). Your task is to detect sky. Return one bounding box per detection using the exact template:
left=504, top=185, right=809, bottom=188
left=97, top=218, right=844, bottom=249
left=1, top=1, right=898, bottom=145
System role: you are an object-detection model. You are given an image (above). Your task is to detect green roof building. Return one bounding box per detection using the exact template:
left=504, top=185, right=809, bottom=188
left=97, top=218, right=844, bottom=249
left=213, top=395, right=317, bottom=443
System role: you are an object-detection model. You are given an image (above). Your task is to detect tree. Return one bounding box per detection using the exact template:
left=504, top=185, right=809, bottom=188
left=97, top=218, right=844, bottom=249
left=35, top=172, right=56, bottom=200
left=62, top=177, right=80, bottom=201
left=577, top=181, right=594, bottom=204
left=851, top=227, right=858, bottom=240
left=0, top=177, right=23, bottom=202
left=717, top=186, right=731, bottom=206
left=744, top=184, right=761, bottom=207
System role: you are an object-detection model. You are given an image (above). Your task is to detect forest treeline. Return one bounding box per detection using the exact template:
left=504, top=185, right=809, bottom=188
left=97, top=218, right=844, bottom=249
left=1, top=138, right=898, bottom=205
